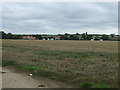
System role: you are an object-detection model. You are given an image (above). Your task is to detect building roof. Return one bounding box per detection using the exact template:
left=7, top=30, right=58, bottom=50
left=53, top=36, right=61, bottom=38
left=22, top=36, right=36, bottom=39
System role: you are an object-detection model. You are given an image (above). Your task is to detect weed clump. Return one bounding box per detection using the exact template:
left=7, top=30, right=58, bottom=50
left=80, top=82, right=109, bottom=88
left=3, top=60, right=17, bottom=66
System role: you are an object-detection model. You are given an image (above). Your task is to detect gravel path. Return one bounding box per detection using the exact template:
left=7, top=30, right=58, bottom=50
left=2, top=67, right=72, bottom=88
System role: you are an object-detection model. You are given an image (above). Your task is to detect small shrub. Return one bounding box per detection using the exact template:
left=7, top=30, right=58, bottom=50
left=33, top=68, right=55, bottom=77
left=80, top=82, right=109, bottom=88
left=80, top=82, right=94, bottom=88
left=3, top=60, right=17, bottom=66
left=21, top=64, right=38, bottom=72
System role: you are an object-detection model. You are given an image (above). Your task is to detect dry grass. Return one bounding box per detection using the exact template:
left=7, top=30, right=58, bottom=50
left=2, top=40, right=118, bottom=88
left=4, top=40, right=118, bottom=53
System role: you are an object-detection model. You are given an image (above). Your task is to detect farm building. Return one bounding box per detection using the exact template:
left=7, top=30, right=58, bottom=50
left=53, top=36, right=61, bottom=40
left=50, top=38, right=54, bottom=40
left=42, top=38, right=46, bottom=40
left=22, top=36, right=36, bottom=40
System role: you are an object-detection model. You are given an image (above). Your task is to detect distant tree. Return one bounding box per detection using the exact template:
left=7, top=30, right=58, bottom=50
left=38, top=35, right=43, bottom=40
left=12, top=35, right=19, bottom=39
left=2, top=31, right=8, bottom=39
left=35, top=35, right=42, bottom=40
left=94, top=36, right=100, bottom=40
left=118, top=35, right=120, bottom=41
left=65, top=33, right=69, bottom=36
left=110, top=34, right=115, bottom=38
left=73, top=35, right=79, bottom=40
left=49, top=36, right=54, bottom=40
left=76, top=33, right=80, bottom=35
left=8, top=33, right=12, bottom=39
left=69, top=35, right=74, bottom=40
left=60, top=33, right=70, bottom=40
left=44, top=37, right=48, bottom=40
left=81, top=33, right=86, bottom=40
left=87, top=35, right=93, bottom=40
left=101, top=35, right=109, bottom=40
left=60, top=35, right=68, bottom=40
left=18, top=35, right=22, bottom=39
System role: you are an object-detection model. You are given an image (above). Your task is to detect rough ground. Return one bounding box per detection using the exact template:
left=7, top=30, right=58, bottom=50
left=0, top=67, right=2, bottom=89
left=2, top=67, right=72, bottom=88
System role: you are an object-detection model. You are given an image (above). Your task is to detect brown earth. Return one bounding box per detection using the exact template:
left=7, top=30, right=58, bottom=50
left=2, top=40, right=118, bottom=88
left=2, top=67, right=72, bottom=88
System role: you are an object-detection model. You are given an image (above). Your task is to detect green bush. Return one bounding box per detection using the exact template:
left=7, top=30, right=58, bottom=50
left=3, top=60, right=17, bottom=66
left=20, top=64, right=38, bottom=71
left=80, top=82, right=109, bottom=88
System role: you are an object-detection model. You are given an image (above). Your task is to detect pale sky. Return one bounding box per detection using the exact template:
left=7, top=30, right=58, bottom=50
left=1, top=2, right=118, bottom=34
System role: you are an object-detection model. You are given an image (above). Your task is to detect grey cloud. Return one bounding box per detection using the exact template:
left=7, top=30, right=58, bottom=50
left=2, top=2, right=118, bottom=34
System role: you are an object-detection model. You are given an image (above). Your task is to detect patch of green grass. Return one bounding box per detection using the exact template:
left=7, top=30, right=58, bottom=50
left=3, top=61, right=57, bottom=78
left=2, top=60, right=17, bottom=66
left=80, top=81, right=109, bottom=88
left=37, top=62, right=50, bottom=66
left=3, top=61, right=57, bottom=79
left=3, top=45, right=16, bottom=48
left=32, top=67, right=57, bottom=78
left=105, top=57, right=117, bottom=62
left=34, top=50, right=92, bottom=60
left=33, top=49, right=117, bottom=62
left=20, top=64, right=39, bottom=72
left=62, top=69, right=71, bottom=73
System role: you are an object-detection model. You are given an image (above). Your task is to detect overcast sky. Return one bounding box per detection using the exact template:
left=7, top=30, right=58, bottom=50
left=1, top=2, right=118, bottom=34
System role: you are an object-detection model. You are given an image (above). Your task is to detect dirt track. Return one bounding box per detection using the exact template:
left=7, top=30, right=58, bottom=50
left=2, top=67, right=72, bottom=88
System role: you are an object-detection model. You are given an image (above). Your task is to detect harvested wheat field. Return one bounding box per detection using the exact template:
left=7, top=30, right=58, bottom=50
left=2, top=40, right=118, bottom=88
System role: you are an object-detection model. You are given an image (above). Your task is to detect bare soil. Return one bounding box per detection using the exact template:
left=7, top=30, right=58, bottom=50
left=2, top=40, right=118, bottom=88
left=2, top=66, right=72, bottom=88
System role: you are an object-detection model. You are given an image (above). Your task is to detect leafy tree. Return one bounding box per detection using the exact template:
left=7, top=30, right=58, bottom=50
left=1, top=31, right=8, bottom=39
left=110, top=34, right=115, bottom=38
left=81, top=33, right=86, bottom=40
left=12, top=35, right=19, bottom=39
left=38, top=35, right=43, bottom=40
left=94, top=36, right=100, bottom=40
left=60, top=33, right=70, bottom=40
left=18, top=35, right=22, bottom=39
left=101, top=35, right=109, bottom=40
left=65, top=33, right=69, bottom=36
left=76, top=33, right=80, bottom=35
left=8, top=33, right=12, bottom=39
left=73, top=35, right=79, bottom=40
left=60, top=35, right=68, bottom=40
left=87, top=35, right=93, bottom=40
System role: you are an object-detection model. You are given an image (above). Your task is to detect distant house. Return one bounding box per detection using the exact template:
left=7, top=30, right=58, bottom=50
left=22, top=36, right=36, bottom=40
left=100, top=39, right=103, bottom=41
left=42, top=38, right=46, bottom=40
left=53, top=36, right=61, bottom=40
left=50, top=38, right=54, bottom=40
left=91, top=38, right=94, bottom=41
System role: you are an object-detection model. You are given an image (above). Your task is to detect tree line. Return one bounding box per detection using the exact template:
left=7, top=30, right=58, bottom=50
left=0, top=31, right=43, bottom=40
left=0, top=31, right=119, bottom=41
left=60, top=32, right=114, bottom=40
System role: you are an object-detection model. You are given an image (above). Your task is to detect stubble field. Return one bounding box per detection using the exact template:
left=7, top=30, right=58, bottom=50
left=2, top=40, right=118, bottom=88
